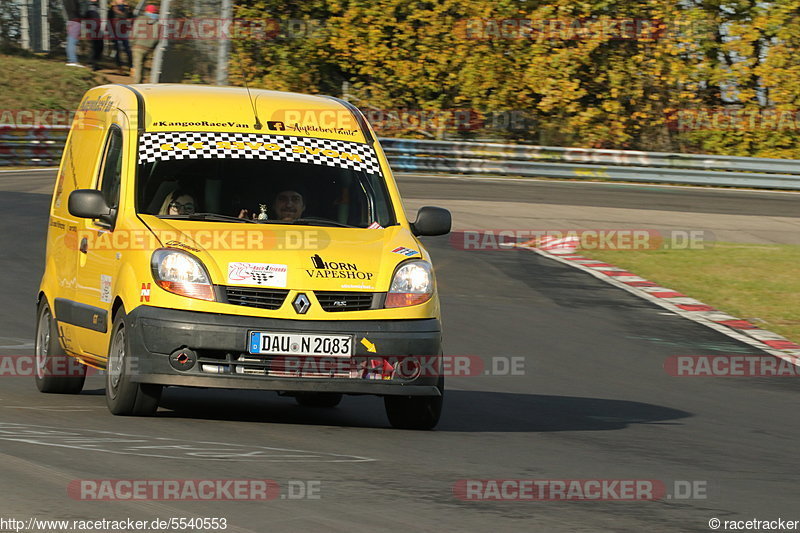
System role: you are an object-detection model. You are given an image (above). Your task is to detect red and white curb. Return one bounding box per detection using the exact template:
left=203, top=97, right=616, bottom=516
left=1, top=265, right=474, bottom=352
left=513, top=239, right=800, bottom=361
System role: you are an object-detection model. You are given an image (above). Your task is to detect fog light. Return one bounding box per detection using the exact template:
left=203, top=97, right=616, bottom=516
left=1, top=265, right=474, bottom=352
left=169, top=348, right=197, bottom=371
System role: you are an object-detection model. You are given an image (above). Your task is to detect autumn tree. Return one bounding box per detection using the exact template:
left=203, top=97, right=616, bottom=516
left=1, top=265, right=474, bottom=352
left=230, top=0, right=800, bottom=156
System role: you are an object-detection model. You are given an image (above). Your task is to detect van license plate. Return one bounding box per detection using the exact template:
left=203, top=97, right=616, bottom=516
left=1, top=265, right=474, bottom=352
left=248, top=332, right=353, bottom=356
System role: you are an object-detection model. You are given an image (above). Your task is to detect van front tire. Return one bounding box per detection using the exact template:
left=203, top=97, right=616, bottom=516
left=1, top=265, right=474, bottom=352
left=34, top=298, right=86, bottom=394
left=106, top=310, right=162, bottom=416
left=384, top=377, right=443, bottom=430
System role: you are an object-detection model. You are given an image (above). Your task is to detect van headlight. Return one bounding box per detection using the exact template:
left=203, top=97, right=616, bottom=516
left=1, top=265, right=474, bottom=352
left=151, top=249, right=215, bottom=301
left=385, top=260, right=433, bottom=308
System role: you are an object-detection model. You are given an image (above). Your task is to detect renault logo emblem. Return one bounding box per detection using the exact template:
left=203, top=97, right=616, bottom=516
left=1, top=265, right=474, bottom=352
left=292, top=293, right=311, bottom=314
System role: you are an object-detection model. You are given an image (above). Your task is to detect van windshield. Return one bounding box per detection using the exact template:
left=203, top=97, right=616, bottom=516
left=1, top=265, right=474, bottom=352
left=136, top=132, right=395, bottom=228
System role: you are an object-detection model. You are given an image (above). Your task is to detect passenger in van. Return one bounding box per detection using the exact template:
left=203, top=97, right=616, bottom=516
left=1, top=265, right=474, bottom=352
left=238, top=189, right=306, bottom=222
left=159, top=190, right=197, bottom=215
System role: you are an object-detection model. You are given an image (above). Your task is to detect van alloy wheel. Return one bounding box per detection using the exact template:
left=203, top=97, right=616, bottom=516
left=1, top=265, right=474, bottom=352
left=105, top=310, right=162, bottom=416
left=34, top=299, right=86, bottom=394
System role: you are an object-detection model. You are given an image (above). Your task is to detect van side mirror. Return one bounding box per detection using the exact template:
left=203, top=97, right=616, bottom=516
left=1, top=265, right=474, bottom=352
left=411, top=206, right=451, bottom=237
left=68, top=189, right=113, bottom=223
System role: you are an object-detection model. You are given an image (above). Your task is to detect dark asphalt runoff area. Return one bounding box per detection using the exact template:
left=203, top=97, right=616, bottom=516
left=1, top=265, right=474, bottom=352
left=0, top=170, right=797, bottom=532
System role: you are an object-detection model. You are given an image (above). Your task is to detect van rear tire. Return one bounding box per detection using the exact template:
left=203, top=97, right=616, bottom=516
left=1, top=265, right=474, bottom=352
left=106, top=310, right=162, bottom=416
left=34, top=298, right=86, bottom=394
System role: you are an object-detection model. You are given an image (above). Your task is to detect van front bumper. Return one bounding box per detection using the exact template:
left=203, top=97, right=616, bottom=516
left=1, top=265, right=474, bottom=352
left=125, top=305, right=442, bottom=397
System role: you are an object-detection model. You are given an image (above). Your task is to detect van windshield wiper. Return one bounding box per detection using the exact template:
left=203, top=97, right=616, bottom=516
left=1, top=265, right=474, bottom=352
left=160, top=213, right=259, bottom=224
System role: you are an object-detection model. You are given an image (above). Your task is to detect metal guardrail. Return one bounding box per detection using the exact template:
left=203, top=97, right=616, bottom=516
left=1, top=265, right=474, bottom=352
left=2, top=125, right=800, bottom=190
left=381, top=138, right=800, bottom=190
left=0, top=125, right=68, bottom=167
left=381, top=138, right=800, bottom=175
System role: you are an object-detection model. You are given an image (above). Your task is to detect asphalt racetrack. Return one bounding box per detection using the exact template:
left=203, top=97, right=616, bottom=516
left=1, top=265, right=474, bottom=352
left=0, top=170, right=798, bottom=532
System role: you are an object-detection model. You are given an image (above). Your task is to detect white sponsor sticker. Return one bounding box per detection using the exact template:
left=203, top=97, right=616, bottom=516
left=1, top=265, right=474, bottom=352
left=228, top=262, right=288, bottom=287
left=100, top=275, right=112, bottom=303
left=341, top=284, right=375, bottom=290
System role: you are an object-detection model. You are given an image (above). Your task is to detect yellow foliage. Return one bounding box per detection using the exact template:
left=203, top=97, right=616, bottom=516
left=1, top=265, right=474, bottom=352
left=229, top=0, right=800, bottom=154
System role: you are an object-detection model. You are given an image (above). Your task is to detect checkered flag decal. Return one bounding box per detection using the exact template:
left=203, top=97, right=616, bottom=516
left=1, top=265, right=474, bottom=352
left=250, top=272, right=276, bottom=285
left=138, top=131, right=381, bottom=175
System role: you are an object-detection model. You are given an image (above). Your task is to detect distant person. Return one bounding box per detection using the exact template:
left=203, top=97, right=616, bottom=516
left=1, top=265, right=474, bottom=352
left=85, top=0, right=103, bottom=71
left=107, top=0, right=132, bottom=73
left=131, top=4, right=161, bottom=83
left=63, top=0, right=86, bottom=67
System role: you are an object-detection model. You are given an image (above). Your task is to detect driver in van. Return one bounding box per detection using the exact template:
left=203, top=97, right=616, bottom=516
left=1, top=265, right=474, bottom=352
left=238, top=189, right=306, bottom=222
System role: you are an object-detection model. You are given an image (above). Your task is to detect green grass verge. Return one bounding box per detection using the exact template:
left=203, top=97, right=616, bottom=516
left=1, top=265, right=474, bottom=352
left=581, top=242, right=800, bottom=344
left=0, top=53, right=98, bottom=110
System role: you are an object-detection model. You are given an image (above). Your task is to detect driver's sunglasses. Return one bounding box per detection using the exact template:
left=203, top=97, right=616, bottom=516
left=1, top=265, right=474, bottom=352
left=169, top=201, right=195, bottom=214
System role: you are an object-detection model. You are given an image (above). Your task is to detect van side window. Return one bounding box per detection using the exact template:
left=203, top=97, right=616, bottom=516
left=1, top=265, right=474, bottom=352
left=98, top=127, right=123, bottom=210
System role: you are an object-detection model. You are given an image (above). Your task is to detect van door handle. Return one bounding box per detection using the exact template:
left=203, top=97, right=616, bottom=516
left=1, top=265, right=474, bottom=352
left=79, top=237, right=88, bottom=254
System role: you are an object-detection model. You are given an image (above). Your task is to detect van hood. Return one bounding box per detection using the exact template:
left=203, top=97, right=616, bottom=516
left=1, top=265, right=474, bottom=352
left=140, top=216, right=423, bottom=291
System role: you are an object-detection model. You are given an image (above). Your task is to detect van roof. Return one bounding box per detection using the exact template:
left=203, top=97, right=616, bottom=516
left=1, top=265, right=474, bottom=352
left=130, top=84, right=371, bottom=143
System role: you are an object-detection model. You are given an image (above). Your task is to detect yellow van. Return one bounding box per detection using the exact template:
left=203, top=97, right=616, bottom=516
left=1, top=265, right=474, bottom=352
left=36, top=84, right=450, bottom=429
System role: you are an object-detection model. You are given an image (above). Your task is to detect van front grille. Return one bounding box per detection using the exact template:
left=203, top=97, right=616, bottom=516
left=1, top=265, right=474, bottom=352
left=224, top=286, right=290, bottom=310
left=314, top=291, right=375, bottom=312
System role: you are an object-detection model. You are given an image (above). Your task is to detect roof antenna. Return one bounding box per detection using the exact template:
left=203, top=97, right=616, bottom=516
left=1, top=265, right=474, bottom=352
left=243, top=77, right=262, bottom=130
